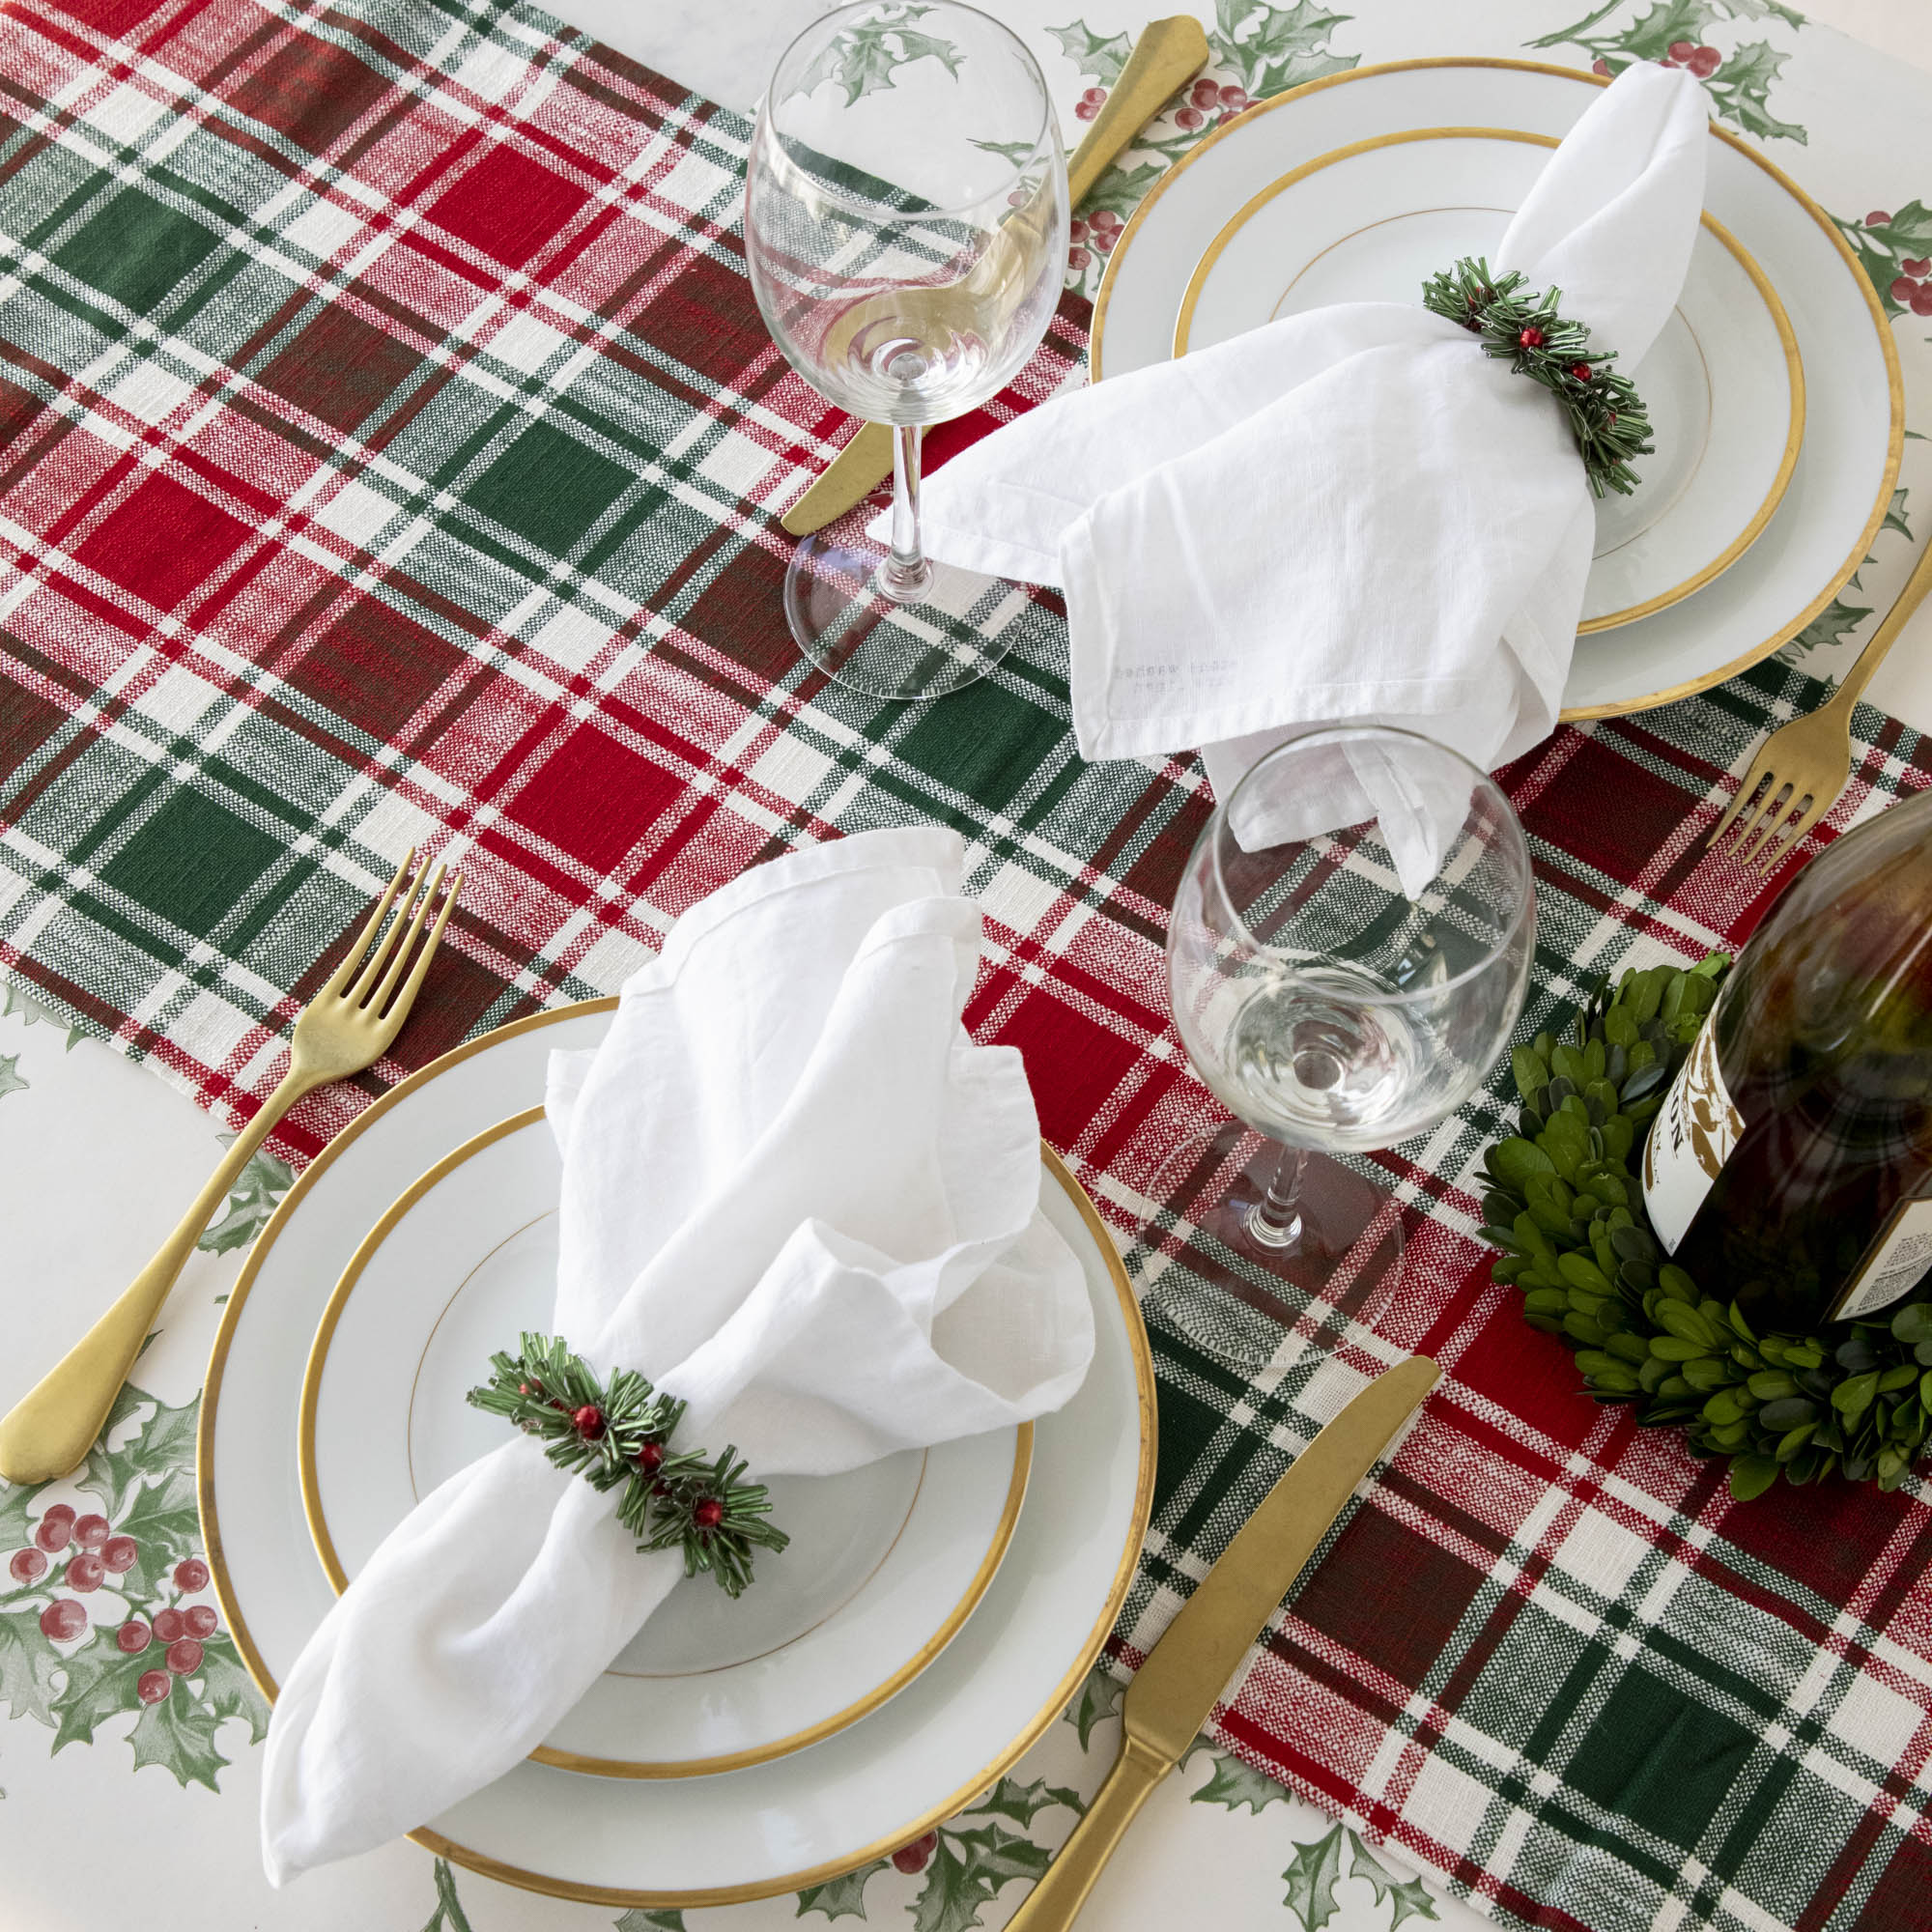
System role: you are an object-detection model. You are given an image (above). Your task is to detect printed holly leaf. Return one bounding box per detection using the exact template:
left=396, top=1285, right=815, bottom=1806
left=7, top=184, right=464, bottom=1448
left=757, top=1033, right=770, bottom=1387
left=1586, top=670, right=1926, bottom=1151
left=0, top=1477, right=40, bottom=1550
left=1079, top=157, right=1165, bottom=222
left=1046, top=19, right=1131, bottom=87
left=968, top=1775, right=1085, bottom=1825
left=615, top=1913, right=687, bottom=1932
left=0, top=1051, right=26, bottom=1098
left=76, top=1383, right=197, bottom=1527
left=1782, top=596, right=1871, bottom=658
left=1254, top=47, right=1358, bottom=98
left=0, top=1609, right=65, bottom=1726
left=1062, top=1665, right=1122, bottom=1748
left=799, top=8, right=964, bottom=105
left=1607, top=0, right=1719, bottom=64
left=128, top=1682, right=231, bottom=1791
left=0, top=978, right=87, bottom=1048
left=1350, top=1831, right=1439, bottom=1927
left=48, top=1635, right=148, bottom=1751
left=1186, top=1744, right=1289, bottom=1811
left=420, top=1859, right=475, bottom=1932
left=1884, top=487, right=1913, bottom=542
left=1212, top=0, right=1353, bottom=95
left=1280, top=1823, right=1348, bottom=1932
left=795, top=1859, right=890, bottom=1920
left=1716, top=0, right=1804, bottom=25
left=197, top=1633, right=270, bottom=1745
left=1705, top=40, right=1805, bottom=144
left=912, top=1824, right=1050, bottom=1932
left=198, top=1144, right=295, bottom=1253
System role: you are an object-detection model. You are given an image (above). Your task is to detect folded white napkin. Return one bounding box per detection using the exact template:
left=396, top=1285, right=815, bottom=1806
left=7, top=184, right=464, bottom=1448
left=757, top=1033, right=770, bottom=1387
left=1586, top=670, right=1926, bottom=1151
left=889, top=63, right=1708, bottom=793
left=261, top=827, right=1094, bottom=1882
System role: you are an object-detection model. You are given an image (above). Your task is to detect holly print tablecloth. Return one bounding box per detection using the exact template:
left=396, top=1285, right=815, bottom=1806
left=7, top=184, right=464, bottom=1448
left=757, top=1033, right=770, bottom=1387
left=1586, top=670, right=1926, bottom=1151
left=0, top=2, right=1930, bottom=1931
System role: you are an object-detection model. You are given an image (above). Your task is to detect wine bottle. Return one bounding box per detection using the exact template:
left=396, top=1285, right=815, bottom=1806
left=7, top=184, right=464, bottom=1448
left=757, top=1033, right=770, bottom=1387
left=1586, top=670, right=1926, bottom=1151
left=1642, top=786, right=1932, bottom=1329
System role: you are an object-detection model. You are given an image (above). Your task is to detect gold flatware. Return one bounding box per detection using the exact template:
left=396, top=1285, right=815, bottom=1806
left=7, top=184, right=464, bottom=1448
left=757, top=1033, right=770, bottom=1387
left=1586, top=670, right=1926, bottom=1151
left=1708, top=535, right=1932, bottom=872
left=0, top=851, right=460, bottom=1486
left=779, top=15, right=1211, bottom=538
left=1006, top=1355, right=1441, bottom=1932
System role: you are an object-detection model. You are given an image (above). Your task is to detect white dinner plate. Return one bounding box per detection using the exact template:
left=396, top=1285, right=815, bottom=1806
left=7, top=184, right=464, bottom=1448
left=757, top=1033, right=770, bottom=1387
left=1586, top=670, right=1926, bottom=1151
left=1172, top=126, right=1804, bottom=633
left=299, top=1105, right=1032, bottom=1778
left=1092, top=58, right=1903, bottom=719
left=200, top=999, right=1154, bottom=1907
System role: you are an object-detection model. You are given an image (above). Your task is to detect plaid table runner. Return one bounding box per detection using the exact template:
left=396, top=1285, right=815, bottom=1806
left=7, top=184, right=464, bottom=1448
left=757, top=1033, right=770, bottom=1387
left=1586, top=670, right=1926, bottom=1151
left=0, top=3, right=1927, bottom=1929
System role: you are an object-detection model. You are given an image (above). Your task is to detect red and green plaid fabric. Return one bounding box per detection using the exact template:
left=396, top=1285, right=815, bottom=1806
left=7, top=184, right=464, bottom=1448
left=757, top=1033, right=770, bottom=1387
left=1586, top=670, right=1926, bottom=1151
left=0, top=4, right=1927, bottom=1929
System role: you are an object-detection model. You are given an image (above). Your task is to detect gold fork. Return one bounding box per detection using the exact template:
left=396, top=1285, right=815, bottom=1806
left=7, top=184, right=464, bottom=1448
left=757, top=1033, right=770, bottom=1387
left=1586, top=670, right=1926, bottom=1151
left=1708, top=536, right=1932, bottom=872
left=0, top=851, right=460, bottom=1485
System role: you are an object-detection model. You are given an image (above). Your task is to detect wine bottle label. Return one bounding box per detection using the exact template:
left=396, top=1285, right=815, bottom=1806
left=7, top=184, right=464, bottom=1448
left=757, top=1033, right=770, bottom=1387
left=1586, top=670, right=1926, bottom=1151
left=1641, top=1014, right=1743, bottom=1254
left=1832, top=1199, right=1932, bottom=1321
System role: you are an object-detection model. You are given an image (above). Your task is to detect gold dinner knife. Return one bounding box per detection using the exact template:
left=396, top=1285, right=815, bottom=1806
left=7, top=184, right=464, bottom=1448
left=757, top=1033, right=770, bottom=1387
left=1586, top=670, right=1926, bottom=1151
left=779, top=15, right=1211, bottom=537
left=1005, top=1354, right=1441, bottom=1932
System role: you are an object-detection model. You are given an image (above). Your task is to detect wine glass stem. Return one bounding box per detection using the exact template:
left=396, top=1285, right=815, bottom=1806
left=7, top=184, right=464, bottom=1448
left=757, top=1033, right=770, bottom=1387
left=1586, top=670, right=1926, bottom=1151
left=880, top=423, right=932, bottom=602
left=1245, top=1146, right=1307, bottom=1253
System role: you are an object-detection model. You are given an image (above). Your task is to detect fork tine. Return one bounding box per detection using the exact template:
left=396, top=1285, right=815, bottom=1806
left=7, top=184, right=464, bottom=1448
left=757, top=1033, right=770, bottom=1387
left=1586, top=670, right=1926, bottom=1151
left=343, top=852, right=431, bottom=1000
left=1731, top=780, right=1794, bottom=867
left=366, top=863, right=447, bottom=1016
left=377, top=870, right=460, bottom=1026
left=1755, top=793, right=1822, bottom=877
left=1708, top=767, right=1768, bottom=851
left=325, top=849, right=416, bottom=996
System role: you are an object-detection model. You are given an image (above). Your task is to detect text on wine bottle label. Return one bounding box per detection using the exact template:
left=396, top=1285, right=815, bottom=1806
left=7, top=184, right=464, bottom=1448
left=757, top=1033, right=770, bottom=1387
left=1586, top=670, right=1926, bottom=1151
left=1833, top=1199, right=1932, bottom=1321
left=1641, top=1015, right=1742, bottom=1254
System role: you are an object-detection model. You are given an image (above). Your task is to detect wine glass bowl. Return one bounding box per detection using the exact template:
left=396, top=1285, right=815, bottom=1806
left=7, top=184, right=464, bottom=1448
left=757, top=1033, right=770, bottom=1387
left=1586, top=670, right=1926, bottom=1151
left=746, top=3, right=1068, bottom=698
left=1157, top=726, right=1536, bottom=1359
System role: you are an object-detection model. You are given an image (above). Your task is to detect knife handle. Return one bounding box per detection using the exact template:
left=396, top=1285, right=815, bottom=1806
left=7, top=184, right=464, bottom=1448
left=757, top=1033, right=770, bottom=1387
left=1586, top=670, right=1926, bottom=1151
left=1002, top=1734, right=1171, bottom=1932
left=1067, top=16, right=1210, bottom=207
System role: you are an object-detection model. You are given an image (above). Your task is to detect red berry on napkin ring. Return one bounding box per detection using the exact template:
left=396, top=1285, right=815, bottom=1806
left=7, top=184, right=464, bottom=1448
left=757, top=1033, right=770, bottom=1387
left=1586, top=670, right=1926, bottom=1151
left=1518, top=326, right=1547, bottom=349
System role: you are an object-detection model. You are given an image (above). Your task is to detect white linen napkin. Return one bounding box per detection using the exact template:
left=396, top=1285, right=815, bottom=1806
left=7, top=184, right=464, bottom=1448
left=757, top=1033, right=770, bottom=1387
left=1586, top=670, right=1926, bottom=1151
left=886, top=63, right=1708, bottom=793
left=260, top=826, right=1094, bottom=1882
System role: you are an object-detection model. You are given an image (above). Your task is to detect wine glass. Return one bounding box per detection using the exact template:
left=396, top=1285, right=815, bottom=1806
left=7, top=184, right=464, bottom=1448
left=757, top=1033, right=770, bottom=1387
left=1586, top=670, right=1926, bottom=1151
left=745, top=2, right=1068, bottom=700
left=1157, top=726, right=1535, bottom=1363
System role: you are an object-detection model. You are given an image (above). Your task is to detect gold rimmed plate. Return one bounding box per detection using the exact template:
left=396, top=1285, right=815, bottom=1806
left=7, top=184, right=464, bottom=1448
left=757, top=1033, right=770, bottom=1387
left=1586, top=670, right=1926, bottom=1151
left=1170, top=125, right=1804, bottom=635
left=1092, top=59, right=1902, bottom=720
left=298, top=1104, right=1032, bottom=1779
left=199, top=997, right=1156, bottom=1906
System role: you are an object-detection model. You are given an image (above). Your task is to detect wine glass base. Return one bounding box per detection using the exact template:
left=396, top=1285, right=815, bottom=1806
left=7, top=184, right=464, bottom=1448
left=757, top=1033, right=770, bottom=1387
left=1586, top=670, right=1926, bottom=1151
left=783, top=529, right=1022, bottom=700
left=1144, top=1118, right=1405, bottom=1370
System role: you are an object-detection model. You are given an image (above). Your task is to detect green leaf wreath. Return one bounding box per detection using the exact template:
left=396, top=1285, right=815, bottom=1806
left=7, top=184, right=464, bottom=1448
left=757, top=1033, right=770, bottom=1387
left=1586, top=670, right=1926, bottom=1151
left=1477, top=957, right=1932, bottom=1501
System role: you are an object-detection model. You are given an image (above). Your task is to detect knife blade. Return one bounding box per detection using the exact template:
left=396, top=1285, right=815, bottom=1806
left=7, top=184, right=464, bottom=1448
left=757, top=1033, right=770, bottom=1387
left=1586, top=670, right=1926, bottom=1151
left=778, top=15, right=1210, bottom=539
left=1002, top=1354, right=1441, bottom=1932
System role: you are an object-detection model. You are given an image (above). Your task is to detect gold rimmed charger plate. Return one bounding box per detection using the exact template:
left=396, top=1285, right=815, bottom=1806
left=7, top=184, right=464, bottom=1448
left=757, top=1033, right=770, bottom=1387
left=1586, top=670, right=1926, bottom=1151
left=198, top=996, right=1156, bottom=1907
left=1090, top=58, right=1903, bottom=720
left=297, top=1102, right=1032, bottom=1779
left=1168, top=125, right=1804, bottom=635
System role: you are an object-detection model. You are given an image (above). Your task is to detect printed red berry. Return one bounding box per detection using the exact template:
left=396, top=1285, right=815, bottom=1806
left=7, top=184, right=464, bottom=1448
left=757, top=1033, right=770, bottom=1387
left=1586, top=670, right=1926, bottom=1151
left=1688, top=45, right=1721, bottom=77
left=185, top=1604, right=218, bottom=1639
left=572, top=1405, right=605, bottom=1440
left=1905, top=258, right=1931, bottom=278
left=893, top=1833, right=939, bottom=1874
left=117, top=1619, right=152, bottom=1655
left=101, top=1536, right=137, bottom=1575
left=40, top=1503, right=73, bottom=1532
left=65, top=1552, right=105, bottom=1592
left=1094, top=227, right=1118, bottom=252
left=40, top=1599, right=85, bottom=1642
left=1080, top=86, right=1106, bottom=106
left=1068, top=215, right=1087, bottom=242
left=1868, top=210, right=1893, bottom=227
left=1218, top=83, right=1248, bottom=110
left=1518, top=326, right=1546, bottom=349
left=692, top=1496, right=725, bottom=1531
left=9, top=1548, right=47, bottom=1584
left=72, top=1514, right=108, bottom=1550
left=1667, top=40, right=1696, bottom=61
left=34, top=1516, right=71, bottom=1553
left=174, top=1557, right=210, bottom=1592
left=1892, top=277, right=1918, bottom=305
left=1571, top=362, right=1593, bottom=382
left=1592, top=57, right=1612, bottom=75
left=137, top=1669, right=172, bottom=1705
left=1912, top=286, right=1932, bottom=317
left=636, top=1439, right=665, bottom=1473
left=1175, top=104, right=1205, bottom=130
left=1068, top=244, right=1092, bottom=270
left=1073, top=99, right=1100, bottom=121
left=153, top=1607, right=186, bottom=1643
left=1189, top=76, right=1219, bottom=110
left=166, top=1636, right=204, bottom=1675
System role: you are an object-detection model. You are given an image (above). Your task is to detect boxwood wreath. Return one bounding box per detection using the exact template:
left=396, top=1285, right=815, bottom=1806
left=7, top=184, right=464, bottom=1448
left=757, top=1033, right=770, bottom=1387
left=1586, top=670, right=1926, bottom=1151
left=1477, top=953, right=1932, bottom=1502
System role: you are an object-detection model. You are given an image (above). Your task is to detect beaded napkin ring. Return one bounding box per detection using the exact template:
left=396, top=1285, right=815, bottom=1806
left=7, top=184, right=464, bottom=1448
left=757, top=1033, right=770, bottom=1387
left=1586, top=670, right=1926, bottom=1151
left=1420, top=255, right=1654, bottom=499
left=467, top=1333, right=787, bottom=1597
